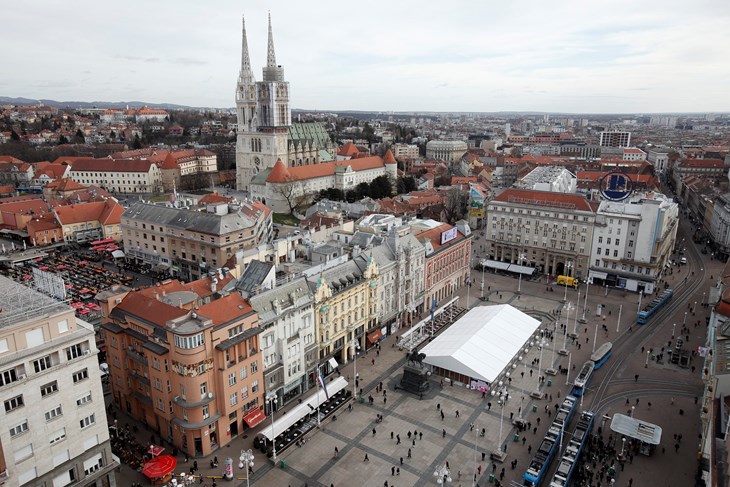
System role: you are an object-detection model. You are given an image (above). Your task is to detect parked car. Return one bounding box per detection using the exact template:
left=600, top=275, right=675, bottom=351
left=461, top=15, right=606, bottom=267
left=680, top=257, right=688, bottom=265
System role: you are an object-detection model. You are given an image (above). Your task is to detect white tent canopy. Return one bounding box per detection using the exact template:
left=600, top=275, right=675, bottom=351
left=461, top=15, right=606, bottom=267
left=111, top=250, right=125, bottom=259
left=257, top=376, right=348, bottom=442
left=420, top=305, right=542, bottom=383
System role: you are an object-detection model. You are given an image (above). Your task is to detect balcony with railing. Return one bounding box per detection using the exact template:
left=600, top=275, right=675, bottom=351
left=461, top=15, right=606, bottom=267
left=125, top=346, right=148, bottom=366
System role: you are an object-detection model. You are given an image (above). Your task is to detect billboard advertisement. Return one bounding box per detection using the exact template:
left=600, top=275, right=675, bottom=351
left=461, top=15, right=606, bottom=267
left=440, top=227, right=458, bottom=244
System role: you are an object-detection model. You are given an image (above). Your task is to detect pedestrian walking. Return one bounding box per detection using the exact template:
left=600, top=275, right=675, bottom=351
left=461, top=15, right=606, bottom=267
left=407, top=431, right=412, bottom=439
left=419, top=431, right=423, bottom=440
left=442, top=429, right=446, bottom=438
left=441, top=410, right=445, bottom=420
left=364, top=453, right=370, bottom=462
left=391, top=466, right=395, bottom=476
left=400, top=457, right=403, bottom=465
left=372, top=428, right=377, bottom=436
left=456, top=410, right=460, bottom=418
left=408, top=448, right=412, bottom=458
left=396, top=434, right=401, bottom=445
left=391, top=431, right=394, bottom=439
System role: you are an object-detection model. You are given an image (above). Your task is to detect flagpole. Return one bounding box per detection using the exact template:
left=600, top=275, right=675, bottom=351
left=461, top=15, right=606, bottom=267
left=316, top=364, right=321, bottom=426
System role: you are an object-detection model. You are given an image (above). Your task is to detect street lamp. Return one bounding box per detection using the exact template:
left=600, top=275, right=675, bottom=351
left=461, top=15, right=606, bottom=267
left=672, top=323, right=676, bottom=339
left=480, top=258, right=486, bottom=300
left=645, top=350, right=650, bottom=368
left=571, top=288, right=581, bottom=337
left=637, top=290, right=643, bottom=314
left=434, top=463, right=452, bottom=484
left=495, top=389, right=511, bottom=453
left=563, top=261, right=574, bottom=301
left=265, top=392, right=278, bottom=460
left=683, top=311, right=688, bottom=325
left=535, top=339, right=547, bottom=395
left=351, top=339, right=360, bottom=399
left=559, top=302, right=573, bottom=355
left=239, top=449, right=255, bottom=487
left=518, top=253, right=526, bottom=294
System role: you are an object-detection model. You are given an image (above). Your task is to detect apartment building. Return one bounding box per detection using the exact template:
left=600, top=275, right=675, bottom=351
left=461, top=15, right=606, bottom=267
left=589, top=193, right=678, bottom=294
left=248, top=277, right=317, bottom=412
left=391, top=143, right=420, bottom=159
left=98, top=274, right=265, bottom=457
left=307, top=257, right=380, bottom=374
left=599, top=131, right=631, bottom=148
left=121, top=200, right=273, bottom=281
left=0, top=276, right=116, bottom=487
left=415, top=221, right=472, bottom=309
left=485, top=189, right=596, bottom=279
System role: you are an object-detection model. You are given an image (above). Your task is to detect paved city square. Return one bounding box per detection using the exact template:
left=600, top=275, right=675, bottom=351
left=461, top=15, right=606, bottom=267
left=112, top=221, right=715, bottom=487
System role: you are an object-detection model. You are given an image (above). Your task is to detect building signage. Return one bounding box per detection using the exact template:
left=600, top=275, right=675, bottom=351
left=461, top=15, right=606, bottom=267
left=599, top=171, right=635, bottom=201
left=440, top=227, right=458, bottom=244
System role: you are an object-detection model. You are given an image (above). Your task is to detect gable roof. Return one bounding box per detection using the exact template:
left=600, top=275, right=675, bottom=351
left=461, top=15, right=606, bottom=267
left=54, top=200, right=124, bottom=225
left=69, top=158, right=157, bottom=173
left=197, top=293, right=255, bottom=327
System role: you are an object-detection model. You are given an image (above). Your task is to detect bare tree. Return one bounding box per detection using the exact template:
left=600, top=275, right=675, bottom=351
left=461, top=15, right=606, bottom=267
left=443, top=187, right=469, bottom=224
left=271, top=180, right=309, bottom=215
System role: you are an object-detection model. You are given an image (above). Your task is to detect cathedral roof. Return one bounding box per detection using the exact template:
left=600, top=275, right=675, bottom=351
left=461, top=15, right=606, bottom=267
left=288, top=122, right=331, bottom=148
left=383, top=149, right=397, bottom=165
left=266, top=160, right=293, bottom=183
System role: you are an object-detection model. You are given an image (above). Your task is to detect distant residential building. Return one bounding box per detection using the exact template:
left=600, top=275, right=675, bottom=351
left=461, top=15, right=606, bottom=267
left=647, top=149, right=670, bottom=175
left=672, top=158, right=726, bottom=197
left=121, top=200, right=273, bottom=280
left=68, top=158, right=163, bottom=193
left=0, top=276, right=117, bottom=487
left=485, top=189, right=595, bottom=278
left=134, top=106, right=169, bottom=123
left=589, top=192, right=678, bottom=294
left=0, top=158, right=34, bottom=186
left=99, top=276, right=264, bottom=457
left=425, top=140, right=468, bottom=162
left=599, top=131, right=631, bottom=148
left=248, top=277, right=317, bottom=411
left=391, top=143, right=420, bottom=159
left=709, top=193, right=730, bottom=260
left=622, top=148, right=646, bottom=161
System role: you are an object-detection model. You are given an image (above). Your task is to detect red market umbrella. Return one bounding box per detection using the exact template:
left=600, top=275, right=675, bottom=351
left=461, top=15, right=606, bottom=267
left=142, top=455, right=177, bottom=479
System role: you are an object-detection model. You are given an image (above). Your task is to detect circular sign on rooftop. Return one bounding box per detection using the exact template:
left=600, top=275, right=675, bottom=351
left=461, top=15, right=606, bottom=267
left=599, top=171, right=635, bottom=201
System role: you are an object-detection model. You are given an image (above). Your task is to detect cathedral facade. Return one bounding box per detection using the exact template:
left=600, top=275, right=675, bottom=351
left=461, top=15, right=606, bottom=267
left=235, top=15, right=335, bottom=192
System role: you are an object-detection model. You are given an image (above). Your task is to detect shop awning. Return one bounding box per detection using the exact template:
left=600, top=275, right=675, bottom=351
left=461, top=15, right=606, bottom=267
left=243, top=408, right=266, bottom=428
left=507, top=264, right=535, bottom=275
left=368, top=329, right=383, bottom=344
left=483, top=259, right=510, bottom=271
left=590, top=270, right=608, bottom=280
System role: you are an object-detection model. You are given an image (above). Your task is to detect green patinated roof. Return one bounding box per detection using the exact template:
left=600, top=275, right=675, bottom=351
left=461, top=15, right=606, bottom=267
left=251, top=167, right=272, bottom=185
left=319, top=148, right=334, bottom=162
left=288, top=122, right=332, bottom=148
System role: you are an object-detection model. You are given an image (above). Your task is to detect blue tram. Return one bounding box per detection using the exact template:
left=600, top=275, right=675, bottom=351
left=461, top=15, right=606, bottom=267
left=636, top=289, right=673, bottom=324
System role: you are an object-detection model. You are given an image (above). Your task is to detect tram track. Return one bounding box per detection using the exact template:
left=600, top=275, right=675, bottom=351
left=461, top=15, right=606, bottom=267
left=587, top=223, right=706, bottom=417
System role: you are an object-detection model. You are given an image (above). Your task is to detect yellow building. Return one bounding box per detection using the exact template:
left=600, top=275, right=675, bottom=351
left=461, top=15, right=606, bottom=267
left=308, top=256, right=379, bottom=373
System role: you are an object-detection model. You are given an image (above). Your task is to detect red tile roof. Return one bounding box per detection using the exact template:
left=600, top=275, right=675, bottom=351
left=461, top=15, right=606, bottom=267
left=337, top=142, right=360, bottom=157
left=197, top=293, right=254, bottom=326
left=383, top=150, right=397, bottom=165
left=69, top=158, right=157, bottom=173
left=54, top=200, right=124, bottom=225
left=492, top=188, right=593, bottom=212
left=0, top=199, right=49, bottom=215
left=116, top=292, right=187, bottom=326
left=267, top=156, right=385, bottom=183
left=198, top=193, right=234, bottom=205
left=417, top=223, right=468, bottom=252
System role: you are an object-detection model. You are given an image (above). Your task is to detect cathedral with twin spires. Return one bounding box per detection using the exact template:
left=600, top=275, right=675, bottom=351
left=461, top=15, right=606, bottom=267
left=235, top=14, right=336, bottom=191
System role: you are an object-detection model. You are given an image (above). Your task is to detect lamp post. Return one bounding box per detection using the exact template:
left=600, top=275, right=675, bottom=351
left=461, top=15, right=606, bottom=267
left=565, top=352, right=572, bottom=386
left=351, top=339, right=360, bottom=399
left=581, top=282, right=589, bottom=322
left=239, top=449, right=255, bottom=487
left=683, top=311, right=688, bottom=326
left=480, top=259, right=486, bottom=300
left=571, top=289, right=580, bottom=337
left=620, top=437, right=626, bottom=458
left=616, top=304, right=622, bottom=334
left=637, top=290, right=643, bottom=314
left=518, top=253, right=526, bottom=294
left=672, top=323, right=676, bottom=339
left=265, top=392, right=278, bottom=460
left=645, top=350, right=650, bottom=368
left=559, top=302, right=573, bottom=355
left=563, top=261, right=574, bottom=301
left=495, top=389, right=510, bottom=453
left=434, top=463, right=452, bottom=484
left=472, top=424, right=479, bottom=487
left=535, top=339, right=546, bottom=395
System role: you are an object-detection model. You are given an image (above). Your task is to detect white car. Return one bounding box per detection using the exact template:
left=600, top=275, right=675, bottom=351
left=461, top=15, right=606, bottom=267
left=680, top=257, right=687, bottom=265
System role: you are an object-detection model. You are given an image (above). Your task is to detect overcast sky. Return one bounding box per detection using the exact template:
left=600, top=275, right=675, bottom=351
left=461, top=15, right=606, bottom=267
left=2, top=0, right=729, bottom=114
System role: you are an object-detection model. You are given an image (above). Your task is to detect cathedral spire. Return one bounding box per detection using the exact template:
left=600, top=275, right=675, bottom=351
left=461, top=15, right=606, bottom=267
left=266, top=11, right=277, bottom=68
left=240, top=15, right=254, bottom=84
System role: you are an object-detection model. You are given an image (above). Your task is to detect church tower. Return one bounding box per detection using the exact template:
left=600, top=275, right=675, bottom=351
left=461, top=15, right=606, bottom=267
left=235, top=13, right=291, bottom=191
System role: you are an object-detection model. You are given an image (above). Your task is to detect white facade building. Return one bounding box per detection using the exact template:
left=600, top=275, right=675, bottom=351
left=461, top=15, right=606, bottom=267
left=622, top=148, right=647, bottom=161
left=425, top=140, right=468, bottom=162
left=249, top=277, right=317, bottom=410
left=589, top=193, right=678, bottom=294
left=69, top=158, right=162, bottom=194
left=391, top=143, right=420, bottom=159
left=647, top=149, right=670, bottom=175
left=0, top=276, right=116, bottom=487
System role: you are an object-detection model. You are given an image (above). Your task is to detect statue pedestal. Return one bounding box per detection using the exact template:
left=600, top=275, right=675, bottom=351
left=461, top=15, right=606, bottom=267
left=398, top=363, right=431, bottom=396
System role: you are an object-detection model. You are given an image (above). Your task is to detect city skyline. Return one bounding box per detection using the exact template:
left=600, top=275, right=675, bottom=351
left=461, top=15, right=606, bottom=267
left=2, top=0, right=729, bottom=114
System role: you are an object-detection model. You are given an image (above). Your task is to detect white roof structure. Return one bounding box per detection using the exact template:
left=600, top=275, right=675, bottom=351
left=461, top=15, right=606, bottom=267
left=420, top=305, right=542, bottom=383
left=609, top=413, right=662, bottom=445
